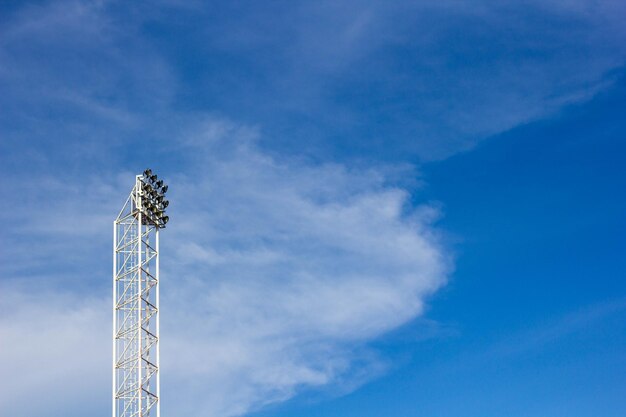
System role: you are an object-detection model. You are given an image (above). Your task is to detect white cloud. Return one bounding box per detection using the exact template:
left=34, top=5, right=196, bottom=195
left=162, top=127, right=449, bottom=416
left=0, top=120, right=450, bottom=417
left=0, top=285, right=110, bottom=417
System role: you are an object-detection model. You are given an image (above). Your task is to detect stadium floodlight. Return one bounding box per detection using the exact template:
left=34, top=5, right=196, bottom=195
left=156, top=180, right=164, bottom=188
left=161, top=185, right=168, bottom=193
left=113, top=169, right=170, bottom=417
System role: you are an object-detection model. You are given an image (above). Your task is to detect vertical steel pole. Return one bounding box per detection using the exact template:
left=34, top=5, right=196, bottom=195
left=136, top=178, right=142, bottom=417
left=156, top=228, right=161, bottom=417
left=112, top=222, right=117, bottom=417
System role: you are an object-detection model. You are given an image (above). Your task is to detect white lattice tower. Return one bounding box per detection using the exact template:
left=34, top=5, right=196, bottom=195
left=113, top=170, right=169, bottom=417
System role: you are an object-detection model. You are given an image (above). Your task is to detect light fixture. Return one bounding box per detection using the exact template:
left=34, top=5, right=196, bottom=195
left=138, top=169, right=169, bottom=228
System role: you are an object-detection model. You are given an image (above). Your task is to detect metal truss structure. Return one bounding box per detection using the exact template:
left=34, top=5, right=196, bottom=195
left=113, top=170, right=169, bottom=417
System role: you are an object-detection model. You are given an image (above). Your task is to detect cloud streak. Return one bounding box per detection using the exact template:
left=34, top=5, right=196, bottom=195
left=1, top=0, right=625, bottom=163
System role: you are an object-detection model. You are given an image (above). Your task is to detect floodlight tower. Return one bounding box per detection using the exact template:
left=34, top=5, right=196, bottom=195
left=113, top=169, right=170, bottom=417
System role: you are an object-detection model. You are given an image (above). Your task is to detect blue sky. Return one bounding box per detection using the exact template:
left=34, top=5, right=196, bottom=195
left=0, top=1, right=625, bottom=416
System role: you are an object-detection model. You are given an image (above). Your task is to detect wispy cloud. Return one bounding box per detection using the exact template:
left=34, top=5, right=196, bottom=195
left=423, top=297, right=626, bottom=378
left=1, top=0, right=625, bottom=162
left=485, top=297, right=626, bottom=360
left=0, top=285, right=110, bottom=417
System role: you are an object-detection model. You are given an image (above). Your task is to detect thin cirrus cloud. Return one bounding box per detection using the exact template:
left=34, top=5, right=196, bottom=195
left=143, top=0, right=626, bottom=160
left=0, top=120, right=450, bottom=417
left=1, top=0, right=625, bottom=161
